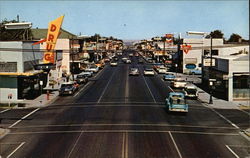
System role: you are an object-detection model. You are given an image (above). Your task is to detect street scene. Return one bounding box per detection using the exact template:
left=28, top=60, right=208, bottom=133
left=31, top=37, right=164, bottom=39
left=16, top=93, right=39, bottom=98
left=0, top=1, right=249, bottom=158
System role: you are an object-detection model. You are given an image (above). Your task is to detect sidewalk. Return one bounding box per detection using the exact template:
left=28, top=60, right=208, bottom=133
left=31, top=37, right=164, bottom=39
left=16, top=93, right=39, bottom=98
left=20, top=91, right=59, bottom=108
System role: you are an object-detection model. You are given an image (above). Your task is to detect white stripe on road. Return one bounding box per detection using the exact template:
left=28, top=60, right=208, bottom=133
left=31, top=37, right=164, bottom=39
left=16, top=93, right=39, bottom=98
left=0, top=109, right=10, bottom=113
left=169, top=131, right=183, bottom=158
left=67, top=130, right=84, bottom=158
left=6, top=142, right=25, bottom=158
left=9, top=130, right=239, bottom=136
left=8, top=108, right=40, bottom=128
left=168, top=86, right=174, bottom=92
left=208, top=107, right=240, bottom=129
left=142, top=74, right=156, bottom=103
left=225, top=145, right=240, bottom=158
left=73, top=82, right=91, bottom=98
left=97, top=68, right=116, bottom=103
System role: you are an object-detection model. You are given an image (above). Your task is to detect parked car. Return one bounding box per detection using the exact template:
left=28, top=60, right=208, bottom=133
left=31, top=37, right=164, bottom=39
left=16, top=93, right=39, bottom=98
left=85, top=65, right=99, bottom=73
left=113, top=56, right=118, bottom=61
left=171, top=78, right=188, bottom=88
left=75, top=73, right=88, bottom=84
left=59, top=82, right=78, bottom=95
left=157, top=66, right=168, bottom=74
left=129, top=53, right=133, bottom=57
left=104, top=57, right=111, bottom=62
left=184, top=84, right=198, bottom=99
left=129, top=67, right=139, bottom=76
left=110, top=61, right=118, bottom=66
left=153, top=63, right=164, bottom=71
left=146, top=58, right=153, bottom=63
left=122, top=57, right=128, bottom=62
left=143, top=68, right=154, bottom=76
left=163, top=73, right=175, bottom=81
left=79, top=71, right=93, bottom=77
left=189, top=69, right=202, bottom=75
left=165, top=92, right=188, bottom=113
left=138, top=58, right=144, bottom=64
left=125, top=59, right=131, bottom=64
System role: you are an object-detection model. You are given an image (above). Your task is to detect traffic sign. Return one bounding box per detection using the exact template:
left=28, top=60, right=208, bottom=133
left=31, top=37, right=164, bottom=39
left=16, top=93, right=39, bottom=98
left=181, top=44, right=192, bottom=54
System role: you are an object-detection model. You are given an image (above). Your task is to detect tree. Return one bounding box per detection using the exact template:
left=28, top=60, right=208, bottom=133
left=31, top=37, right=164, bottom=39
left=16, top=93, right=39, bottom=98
left=0, top=18, right=32, bottom=41
left=228, top=33, right=242, bottom=42
left=208, top=30, right=224, bottom=38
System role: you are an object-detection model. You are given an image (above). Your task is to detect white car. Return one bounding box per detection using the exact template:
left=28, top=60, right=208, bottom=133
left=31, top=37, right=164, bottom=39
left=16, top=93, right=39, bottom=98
left=171, top=78, right=187, bottom=88
left=85, top=65, right=99, bottom=73
left=144, top=68, right=154, bottom=76
left=129, top=68, right=139, bottom=76
left=79, top=71, right=93, bottom=77
left=110, top=61, right=118, bottom=66
left=184, top=85, right=198, bottom=99
left=125, top=59, right=131, bottom=64
left=157, top=66, right=167, bottom=74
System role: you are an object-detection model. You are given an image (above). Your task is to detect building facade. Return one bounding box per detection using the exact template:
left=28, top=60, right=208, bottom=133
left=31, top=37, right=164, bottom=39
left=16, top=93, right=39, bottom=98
left=0, top=41, right=45, bottom=102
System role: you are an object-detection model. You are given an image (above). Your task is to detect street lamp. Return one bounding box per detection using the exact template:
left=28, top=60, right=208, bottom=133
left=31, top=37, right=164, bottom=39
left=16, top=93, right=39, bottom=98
left=186, top=31, right=213, bottom=104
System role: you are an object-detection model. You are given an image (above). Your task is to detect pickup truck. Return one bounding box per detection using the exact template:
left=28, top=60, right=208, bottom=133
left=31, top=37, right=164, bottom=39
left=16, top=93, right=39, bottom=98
left=165, top=92, right=188, bottom=113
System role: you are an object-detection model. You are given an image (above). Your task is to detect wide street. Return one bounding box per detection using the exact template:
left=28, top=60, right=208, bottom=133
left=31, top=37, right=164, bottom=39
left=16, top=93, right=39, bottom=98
left=0, top=50, right=249, bottom=158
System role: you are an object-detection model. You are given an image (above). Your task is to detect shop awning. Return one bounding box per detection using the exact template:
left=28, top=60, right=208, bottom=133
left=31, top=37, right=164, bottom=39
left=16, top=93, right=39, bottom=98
left=0, top=70, right=44, bottom=76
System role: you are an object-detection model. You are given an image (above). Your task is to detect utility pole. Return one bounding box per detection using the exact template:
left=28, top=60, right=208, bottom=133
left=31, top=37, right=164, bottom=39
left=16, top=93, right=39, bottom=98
left=209, top=36, right=213, bottom=104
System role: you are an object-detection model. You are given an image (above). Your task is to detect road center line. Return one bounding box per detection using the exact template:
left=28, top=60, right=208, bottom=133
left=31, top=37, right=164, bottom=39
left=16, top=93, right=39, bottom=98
left=8, top=108, right=40, bottom=128
left=6, top=142, right=25, bottom=158
left=125, top=132, right=128, bottom=158
left=125, top=66, right=129, bottom=103
left=141, top=72, right=156, bottom=103
left=225, top=145, right=240, bottom=158
left=97, top=68, right=116, bottom=103
left=67, top=130, right=84, bottom=158
left=122, top=133, right=125, bottom=158
left=169, top=131, right=183, bottom=158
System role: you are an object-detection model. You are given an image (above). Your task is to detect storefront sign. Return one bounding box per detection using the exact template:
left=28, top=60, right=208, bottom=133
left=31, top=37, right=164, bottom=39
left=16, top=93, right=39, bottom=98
left=185, top=64, right=196, bottom=69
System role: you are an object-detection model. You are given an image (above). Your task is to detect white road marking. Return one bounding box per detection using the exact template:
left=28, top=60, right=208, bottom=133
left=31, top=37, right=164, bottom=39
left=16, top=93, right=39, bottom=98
left=208, top=107, right=240, bottom=129
left=6, top=142, right=25, bottom=158
left=168, top=86, right=174, bottom=92
left=0, top=109, right=10, bottom=113
left=142, top=73, right=156, bottom=103
left=169, top=131, right=183, bottom=158
left=9, top=130, right=239, bottom=136
left=73, top=82, right=91, bottom=97
left=125, top=67, right=129, bottom=103
left=225, top=145, right=240, bottom=158
left=125, top=132, right=128, bottom=158
left=122, top=133, right=125, bottom=158
left=11, top=123, right=237, bottom=130
left=8, top=108, right=40, bottom=128
left=97, top=69, right=116, bottom=103
left=67, top=130, right=84, bottom=158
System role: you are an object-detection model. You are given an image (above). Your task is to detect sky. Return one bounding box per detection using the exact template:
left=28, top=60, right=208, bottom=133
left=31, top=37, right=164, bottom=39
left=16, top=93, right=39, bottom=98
left=0, top=0, right=249, bottom=40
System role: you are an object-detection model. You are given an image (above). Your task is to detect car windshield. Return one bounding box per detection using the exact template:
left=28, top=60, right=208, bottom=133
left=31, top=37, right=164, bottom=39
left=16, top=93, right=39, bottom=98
left=186, top=89, right=197, bottom=94
left=171, top=98, right=185, bottom=105
left=61, top=84, right=73, bottom=89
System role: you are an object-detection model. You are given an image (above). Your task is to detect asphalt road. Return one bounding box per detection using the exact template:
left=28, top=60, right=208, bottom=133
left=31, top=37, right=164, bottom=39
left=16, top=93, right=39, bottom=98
left=0, top=49, right=249, bottom=158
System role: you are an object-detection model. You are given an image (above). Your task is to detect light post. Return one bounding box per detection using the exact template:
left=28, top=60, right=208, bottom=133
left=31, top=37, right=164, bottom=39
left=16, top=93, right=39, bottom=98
left=186, top=31, right=213, bottom=104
